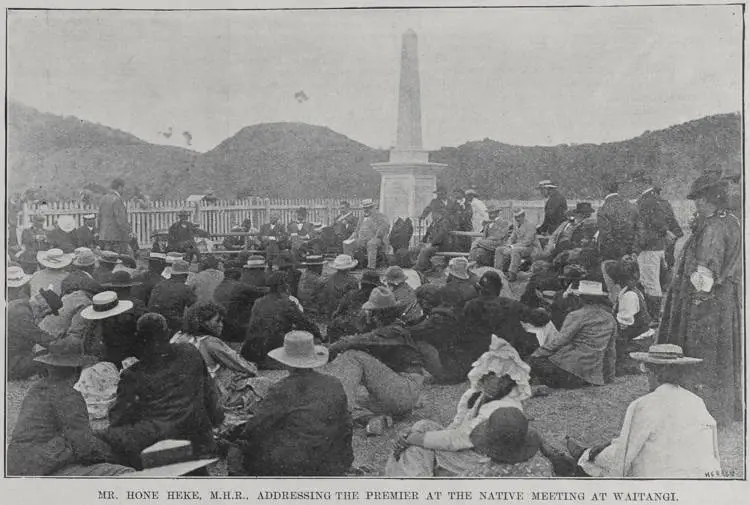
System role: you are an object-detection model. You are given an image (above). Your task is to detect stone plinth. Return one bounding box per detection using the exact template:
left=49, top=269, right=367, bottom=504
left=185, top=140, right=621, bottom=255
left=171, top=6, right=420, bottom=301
left=372, top=160, right=446, bottom=223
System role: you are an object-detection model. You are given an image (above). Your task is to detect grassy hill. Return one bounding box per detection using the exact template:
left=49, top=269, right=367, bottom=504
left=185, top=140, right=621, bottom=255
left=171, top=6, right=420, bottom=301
left=7, top=100, right=740, bottom=201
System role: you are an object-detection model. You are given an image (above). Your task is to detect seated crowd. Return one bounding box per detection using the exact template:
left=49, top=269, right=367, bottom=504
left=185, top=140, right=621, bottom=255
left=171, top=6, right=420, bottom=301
left=5, top=171, right=741, bottom=478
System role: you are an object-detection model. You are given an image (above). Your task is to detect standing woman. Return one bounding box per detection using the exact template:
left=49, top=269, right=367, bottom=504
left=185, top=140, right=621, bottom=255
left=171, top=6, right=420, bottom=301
left=657, top=174, right=742, bottom=427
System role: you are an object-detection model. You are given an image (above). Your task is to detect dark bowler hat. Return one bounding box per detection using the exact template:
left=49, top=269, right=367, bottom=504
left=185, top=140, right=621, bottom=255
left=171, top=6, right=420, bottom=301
left=469, top=407, right=541, bottom=464
left=101, top=270, right=141, bottom=289
left=571, top=202, right=594, bottom=217
left=687, top=174, right=728, bottom=200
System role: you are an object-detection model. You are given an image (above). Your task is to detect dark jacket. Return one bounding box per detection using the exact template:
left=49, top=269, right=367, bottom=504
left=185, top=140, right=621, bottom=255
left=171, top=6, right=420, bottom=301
left=635, top=192, right=683, bottom=252
left=240, top=293, right=321, bottom=365
left=463, top=295, right=539, bottom=360
left=60, top=270, right=101, bottom=297
left=329, top=322, right=423, bottom=374
left=538, top=189, right=568, bottom=235
left=168, top=220, right=208, bottom=248
left=99, top=298, right=148, bottom=367
left=597, top=193, right=638, bottom=261
left=98, top=191, right=130, bottom=242
left=132, top=269, right=165, bottom=306
left=420, top=198, right=450, bottom=221
left=409, top=307, right=471, bottom=383
left=72, top=225, right=98, bottom=249
left=319, top=271, right=358, bottom=316
left=7, top=299, right=56, bottom=380
left=46, top=227, right=75, bottom=253
left=214, top=279, right=268, bottom=342
left=388, top=217, right=414, bottom=251
left=425, top=213, right=457, bottom=249
left=7, top=377, right=120, bottom=475
left=327, top=286, right=377, bottom=341
left=106, top=343, right=223, bottom=467
left=229, top=370, right=353, bottom=476
left=147, top=277, right=197, bottom=333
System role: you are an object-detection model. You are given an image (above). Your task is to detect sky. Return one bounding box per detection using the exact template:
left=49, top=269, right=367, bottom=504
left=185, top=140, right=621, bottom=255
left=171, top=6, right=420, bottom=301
left=7, top=6, right=743, bottom=152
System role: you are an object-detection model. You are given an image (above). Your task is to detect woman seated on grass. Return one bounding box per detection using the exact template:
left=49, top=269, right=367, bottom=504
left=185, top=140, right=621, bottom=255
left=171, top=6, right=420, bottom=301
left=541, top=344, right=722, bottom=478
left=171, top=302, right=273, bottom=425
left=7, top=340, right=134, bottom=476
left=385, top=335, right=552, bottom=477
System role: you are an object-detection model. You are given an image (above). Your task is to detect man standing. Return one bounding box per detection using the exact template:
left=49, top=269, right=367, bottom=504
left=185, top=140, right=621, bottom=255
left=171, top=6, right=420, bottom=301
left=598, top=181, right=638, bottom=296
left=634, top=182, right=683, bottom=320
left=98, top=178, right=131, bottom=255
left=465, top=189, right=489, bottom=233
left=73, top=214, right=99, bottom=249
left=419, top=185, right=450, bottom=222
left=343, top=199, right=390, bottom=270
left=537, top=180, right=568, bottom=235
left=495, top=208, right=537, bottom=281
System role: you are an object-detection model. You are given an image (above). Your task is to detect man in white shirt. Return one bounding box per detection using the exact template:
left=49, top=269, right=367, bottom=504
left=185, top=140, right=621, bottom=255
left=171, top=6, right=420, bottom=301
left=465, top=189, right=489, bottom=234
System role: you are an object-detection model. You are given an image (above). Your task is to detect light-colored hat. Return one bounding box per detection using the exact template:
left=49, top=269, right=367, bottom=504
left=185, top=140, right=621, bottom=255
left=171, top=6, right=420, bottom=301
left=268, top=331, right=329, bottom=369
left=630, top=344, right=702, bottom=366
left=178, top=209, right=192, bottom=216
left=151, top=229, right=169, bottom=238
left=7, top=266, right=32, bottom=288
left=56, top=215, right=77, bottom=233
left=170, top=260, right=190, bottom=276
left=99, top=250, right=122, bottom=265
left=572, top=280, right=607, bottom=297
left=165, top=252, right=184, bottom=264
left=362, top=286, right=404, bottom=311
left=445, top=257, right=470, bottom=280
left=384, top=266, right=408, bottom=284
left=80, top=291, right=134, bottom=320
left=330, top=254, right=358, bottom=270
left=512, top=207, right=526, bottom=217
left=244, top=255, right=267, bottom=269
left=538, top=180, right=558, bottom=189
left=132, top=440, right=218, bottom=477
left=82, top=213, right=96, bottom=220
left=31, top=214, right=46, bottom=223
left=361, top=199, right=377, bottom=209
left=465, top=188, right=479, bottom=197
left=72, top=248, right=97, bottom=267
left=301, top=254, right=325, bottom=266
left=149, top=252, right=167, bottom=262
left=37, top=249, right=74, bottom=269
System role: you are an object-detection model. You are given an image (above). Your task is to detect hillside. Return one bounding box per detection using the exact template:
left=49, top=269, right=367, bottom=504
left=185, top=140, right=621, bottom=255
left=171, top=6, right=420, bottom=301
left=6, top=101, right=741, bottom=200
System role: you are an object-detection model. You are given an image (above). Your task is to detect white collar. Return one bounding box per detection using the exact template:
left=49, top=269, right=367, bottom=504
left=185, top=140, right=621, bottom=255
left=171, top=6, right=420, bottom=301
left=604, top=192, right=619, bottom=200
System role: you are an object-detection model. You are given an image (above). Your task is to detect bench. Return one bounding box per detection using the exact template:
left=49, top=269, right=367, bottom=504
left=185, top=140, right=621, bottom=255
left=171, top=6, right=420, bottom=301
left=434, top=251, right=471, bottom=258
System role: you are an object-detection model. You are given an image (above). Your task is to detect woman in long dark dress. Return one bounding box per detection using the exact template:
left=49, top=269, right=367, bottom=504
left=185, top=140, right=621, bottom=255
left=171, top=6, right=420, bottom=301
left=657, top=175, right=742, bottom=426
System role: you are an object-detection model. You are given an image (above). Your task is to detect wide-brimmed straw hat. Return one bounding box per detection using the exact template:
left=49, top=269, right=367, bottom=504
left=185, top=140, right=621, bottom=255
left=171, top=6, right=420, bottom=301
left=244, top=255, right=267, bottom=269
left=56, top=215, right=77, bottom=233
left=469, top=407, right=541, bottom=464
left=384, top=266, right=408, bottom=284
left=512, top=207, right=526, bottom=217
left=165, top=252, right=184, bottom=264
left=131, top=440, right=218, bottom=477
left=361, top=198, right=377, bottom=209
left=7, top=266, right=32, bottom=288
left=101, top=270, right=141, bottom=289
left=301, top=254, right=325, bottom=266
left=99, top=251, right=122, bottom=265
left=572, top=280, right=607, bottom=297
left=148, top=252, right=167, bottom=263
left=150, top=229, right=169, bottom=238
left=465, top=188, right=479, bottom=197
left=37, top=249, right=74, bottom=269
left=34, top=339, right=97, bottom=368
left=72, top=248, right=97, bottom=268
left=170, top=260, right=190, bottom=276
left=330, top=254, right=358, bottom=270
left=445, top=257, right=470, bottom=280
left=268, top=331, right=329, bottom=369
left=80, top=291, right=134, bottom=320
left=82, top=213, right=96, bottom=220
left=362, top=286, right=405, bottom=311
left=538, top=180, right=558, bottom=189
left=630, top=344, right=702, bottom=366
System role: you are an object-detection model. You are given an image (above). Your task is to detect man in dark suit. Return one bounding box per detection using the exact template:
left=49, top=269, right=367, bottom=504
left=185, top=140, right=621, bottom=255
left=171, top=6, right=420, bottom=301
left=537, top=180, right=568, bottom=235
left=98, top=178, right=131, bottom=255
left=419, top=185, right=450, bottom=222
left=168, top=210, right=208, bottom=264
left=598, top=181, right=638, bottom=298
left=259, top=213, right=289, bottom=262
left=72, top=213, right=99, bottom=249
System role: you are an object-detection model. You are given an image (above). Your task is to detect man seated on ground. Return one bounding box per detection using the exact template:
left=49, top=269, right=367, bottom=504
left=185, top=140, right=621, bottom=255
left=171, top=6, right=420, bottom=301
left=319, top=254, right=359, bottom=317
left=443, top=257, right=479, bottom=309
left=528, top=280, right=616, bottom=389
left=386, top=335, right=551, bottom=477
left=605, top=258, right=652, bottom=376
left=81, top=290, right=141, bottom=370
left=542, top=344, right=721, bottom=478
left=548, top=264, right=587, bottom=329
left=343, top=199, right=390, bottom=270
left=186, top=255, right=225, bottom=304
left=31, top=248, right=73, bottom=296
left=7, top=340, right=134, bottom=476
left=463, top=271, right=541, bottom=361
left=7, top=273, right=62, bottom=380
left=383, top=266, right=421, bottom=324
left=214, top=263, right=268, bottom=343
left=240, top=272, right=322, bottom=368
left=132, top=252, right=167, bottom=305
left=101, top=313, right=224, bottom=470
left=168, top=209, right=209, bottom=264
left=415, top=207, right=458, bottom=273
left=409, top=285, right=472, bottom=385
left=519, top=260, right=561, bottom=310
left=147, top=259, right=197, bottom=335
left=469, top=210, right=511, bottom=267
left=328, top=270, right=382, bottom=341
left=323, top=287, right=426, bottom=430
left=92, top=250, right=121, bottom=284
left=228, top=331, right=353, bottom=476
left=495, top=208, right=537, bottom=281
left=296, top=254, right=326, bottom=315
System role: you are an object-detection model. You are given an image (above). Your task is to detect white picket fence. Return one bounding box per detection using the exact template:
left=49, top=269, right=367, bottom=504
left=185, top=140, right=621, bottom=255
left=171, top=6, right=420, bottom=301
left=20, top=197, right=695, bottom=248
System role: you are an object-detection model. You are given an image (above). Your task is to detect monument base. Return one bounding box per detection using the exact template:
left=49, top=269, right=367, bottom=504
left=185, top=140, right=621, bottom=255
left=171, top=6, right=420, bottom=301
left=371, top=161, right=447, bottom=224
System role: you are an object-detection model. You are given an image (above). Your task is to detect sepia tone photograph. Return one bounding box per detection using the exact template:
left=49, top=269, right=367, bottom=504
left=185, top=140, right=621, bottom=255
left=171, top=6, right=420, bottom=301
left=3, top=0, right=745, bottom=488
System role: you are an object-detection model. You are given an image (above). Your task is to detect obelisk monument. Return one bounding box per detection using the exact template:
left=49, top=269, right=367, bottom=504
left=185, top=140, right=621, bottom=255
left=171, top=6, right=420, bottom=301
left=372, top=29, right=446, bottom=223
